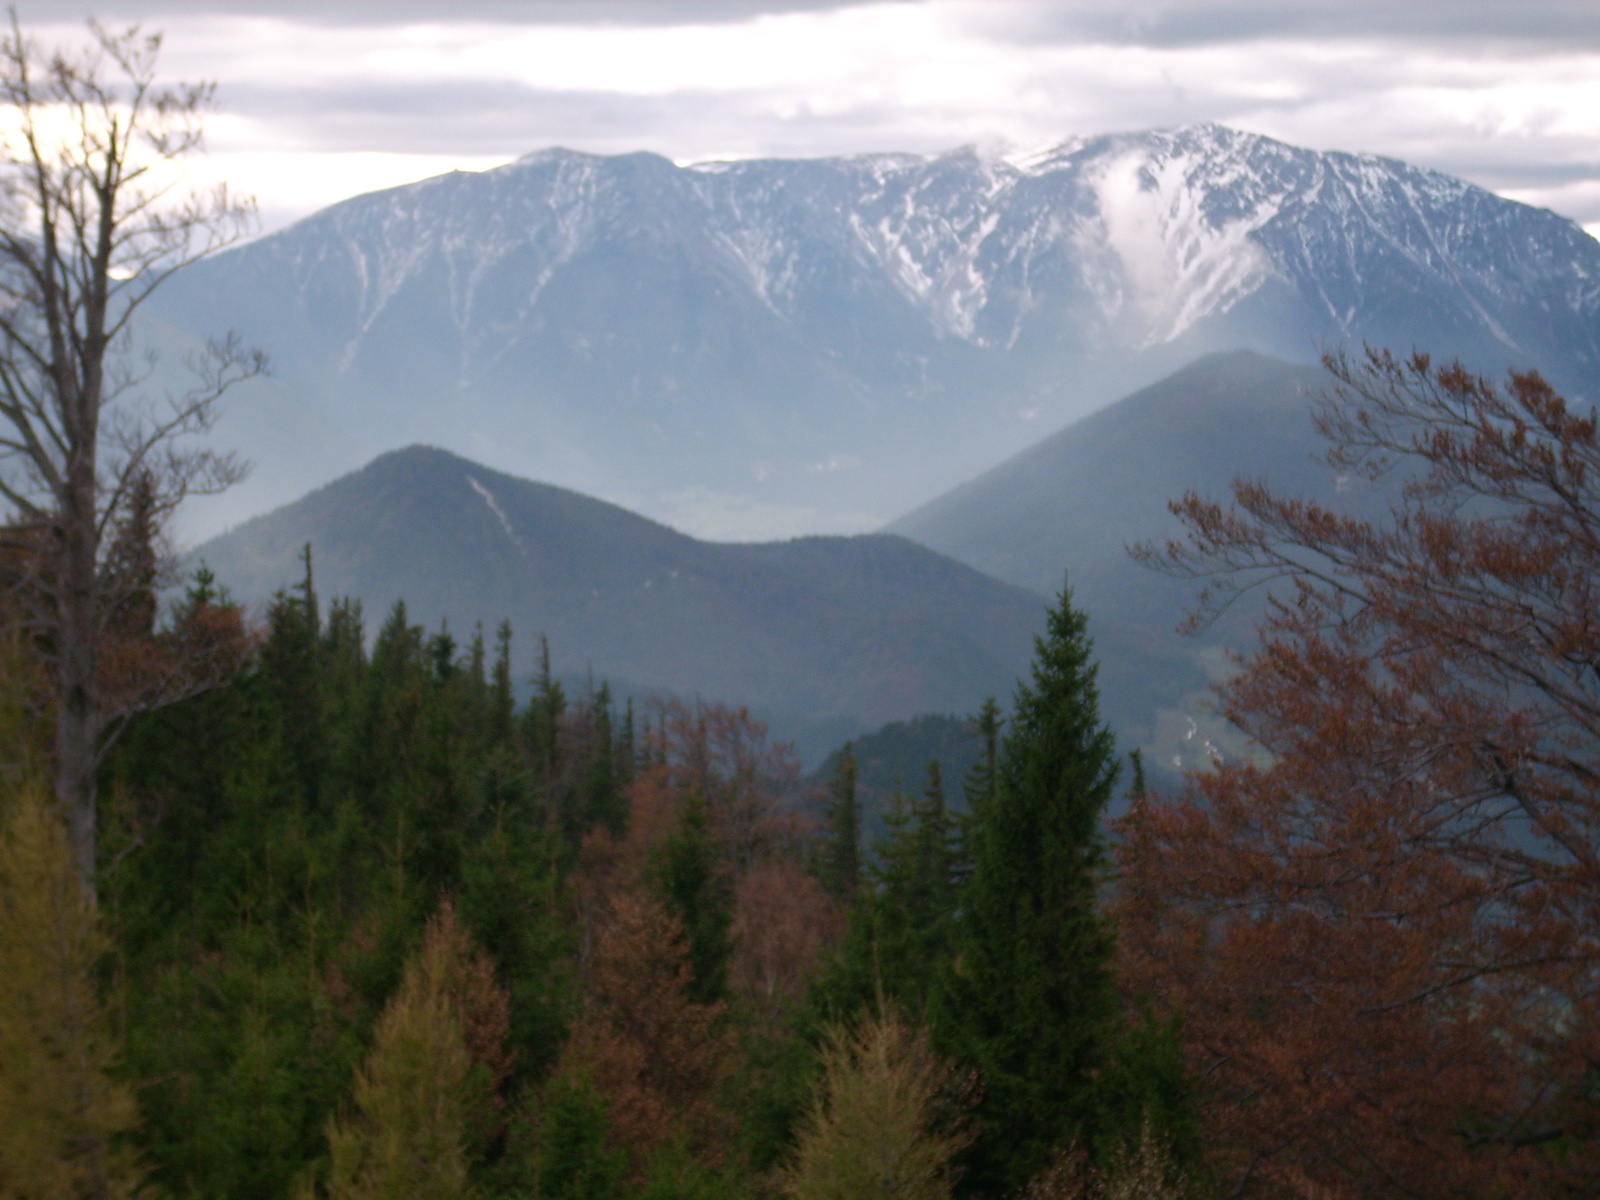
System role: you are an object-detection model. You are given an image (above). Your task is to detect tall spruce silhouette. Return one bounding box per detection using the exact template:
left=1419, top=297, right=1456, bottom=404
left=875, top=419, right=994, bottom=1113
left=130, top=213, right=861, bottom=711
left=943, top=586, right=1120, bottom=1195
left=822, top=744, right=860, bottom=906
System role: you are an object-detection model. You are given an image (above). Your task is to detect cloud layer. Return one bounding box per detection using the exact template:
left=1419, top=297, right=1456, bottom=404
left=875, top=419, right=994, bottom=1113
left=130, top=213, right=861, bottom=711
left=23, top=1, right=1600, bottom=237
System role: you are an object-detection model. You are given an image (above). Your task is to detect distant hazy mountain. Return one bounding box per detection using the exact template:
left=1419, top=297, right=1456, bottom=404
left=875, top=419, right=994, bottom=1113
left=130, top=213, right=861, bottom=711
left=890, top=350, right=1338, bottom=605
left=889, top=350, right=1373, bottom=774
left=194, top=446, right=1047, bottom=760
left=153, top=124, right=1600, bottom=542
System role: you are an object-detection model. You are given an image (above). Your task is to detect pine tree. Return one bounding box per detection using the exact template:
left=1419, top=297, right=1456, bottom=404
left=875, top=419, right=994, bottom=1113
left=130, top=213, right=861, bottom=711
left=0, top=784, right=148, bottom=1200
left=822, top=744, right=860, bottom=906
left=943, top=587, right=1122, bottom=1196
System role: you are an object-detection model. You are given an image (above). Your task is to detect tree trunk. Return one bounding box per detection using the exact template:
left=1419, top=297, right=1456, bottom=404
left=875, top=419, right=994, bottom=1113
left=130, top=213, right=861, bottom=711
left=55, top=433, right=101, bottom=896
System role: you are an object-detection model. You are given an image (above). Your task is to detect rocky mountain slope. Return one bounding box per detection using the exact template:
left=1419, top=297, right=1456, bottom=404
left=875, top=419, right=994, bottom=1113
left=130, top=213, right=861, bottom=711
left=154, top=124, right=1600, bottom=542
left=194, top=446, right=1048, bottom=760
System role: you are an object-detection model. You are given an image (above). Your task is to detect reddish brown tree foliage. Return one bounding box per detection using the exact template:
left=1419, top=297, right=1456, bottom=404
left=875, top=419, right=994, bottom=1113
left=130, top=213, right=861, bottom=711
left=1120, top=349, right=1600, bottom=1197
left=730, top=858, right=842, bottom=1020
left=646, top=697, right=808, bottom=871
left=558, top=894, right=732, bottom=1175
left=572, top=700, right=826, bottom=972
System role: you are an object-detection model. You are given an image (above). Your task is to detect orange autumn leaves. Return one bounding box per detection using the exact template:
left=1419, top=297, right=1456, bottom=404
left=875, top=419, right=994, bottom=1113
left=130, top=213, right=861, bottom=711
left=560, top=700, right=841, bottom=1178
left=1120, top=349, right=1600, bottom=1197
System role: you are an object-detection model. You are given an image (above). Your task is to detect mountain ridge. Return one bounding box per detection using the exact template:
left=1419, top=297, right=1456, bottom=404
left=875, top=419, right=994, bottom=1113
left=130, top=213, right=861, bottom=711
left=154, top=123, right=1600, bottom=543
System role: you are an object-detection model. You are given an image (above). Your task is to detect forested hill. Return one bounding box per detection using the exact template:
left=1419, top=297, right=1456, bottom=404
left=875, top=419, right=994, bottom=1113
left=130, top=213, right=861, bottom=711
left=195, top=446, right=1048, bottom=755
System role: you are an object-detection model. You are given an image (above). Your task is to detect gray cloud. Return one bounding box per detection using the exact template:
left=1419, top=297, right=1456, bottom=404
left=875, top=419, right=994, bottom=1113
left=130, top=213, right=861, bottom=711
left=38, top=0, right=1600, bottom=44
left=20, top=1, right=1600, bottom=236
left=960, top=2, right=1600, bottom=52
left=214, top=79, right=998, bottom=159
left=30, top=0, right=876, bottom=28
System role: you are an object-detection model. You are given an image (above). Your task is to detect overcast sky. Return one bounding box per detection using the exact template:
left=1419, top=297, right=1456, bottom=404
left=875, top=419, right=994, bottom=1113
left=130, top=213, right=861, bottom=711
left=22, top=1, right=1600, bottom=238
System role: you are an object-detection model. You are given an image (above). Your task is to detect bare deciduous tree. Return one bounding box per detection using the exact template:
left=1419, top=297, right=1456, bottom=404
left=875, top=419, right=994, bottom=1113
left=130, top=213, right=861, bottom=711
left=0, top=13, right=262, bottom=890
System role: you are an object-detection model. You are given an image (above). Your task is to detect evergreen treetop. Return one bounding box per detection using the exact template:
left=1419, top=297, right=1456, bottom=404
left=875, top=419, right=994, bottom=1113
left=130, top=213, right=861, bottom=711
left=943, top=586, right=1122, bottom=1196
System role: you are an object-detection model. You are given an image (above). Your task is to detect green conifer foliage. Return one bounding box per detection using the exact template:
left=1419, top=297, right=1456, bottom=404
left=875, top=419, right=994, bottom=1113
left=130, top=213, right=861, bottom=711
left=526, top=1073, right=625, bottom=1200
left=490, top=621, right=516, bottom=746
left=0, top=785, right=148, bottom=1200
left=526, top=635, right=566, bottom=785
left=618, top=699, right=637, bottom=790
left=106, top=593, right=577, bottom=1198
left=649, top=794, right=734, bottom=1006
left=943, top=588, right=1121, bottom=1196
left=880, top=763, right=958, bottom=1014
left=808, top=762, right=962, bottom=1035
left=582, top=684, right=626, bottom=836
left=822, top=744, right=860, bottom=906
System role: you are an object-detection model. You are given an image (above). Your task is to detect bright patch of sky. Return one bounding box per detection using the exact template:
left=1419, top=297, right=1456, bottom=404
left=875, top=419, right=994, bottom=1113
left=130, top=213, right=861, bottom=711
left=21, top=1, right=1600, bottom=238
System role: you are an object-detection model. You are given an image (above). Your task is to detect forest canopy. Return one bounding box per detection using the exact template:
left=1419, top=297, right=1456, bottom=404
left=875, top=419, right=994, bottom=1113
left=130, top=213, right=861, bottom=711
left=0, top=551, right=1185, bottom=1200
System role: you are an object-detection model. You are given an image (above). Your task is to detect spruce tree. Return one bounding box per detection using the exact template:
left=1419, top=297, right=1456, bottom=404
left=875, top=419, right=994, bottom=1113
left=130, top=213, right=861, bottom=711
left=955, top=700, right=1002, bottom=892
left=526, top=634, right=566, bottom=783
left=261, top=545, right=325, bottom=807
left=822, top=744, right=860, bottom=906
left=809, top=763, right=963, bottom=1032
left=618, top=699, right=637, bottom=790
left=649, top=794, right=734, bottom=1005
left=582, top=684, right=625, bottom=836
left=942, top=587, right=1121, bottom=1196
left=910, top=762, right=954, bottom=938
left=864, top=765, right=958, bottom=1018
left=527, top=1073, right=625, bottom=1200
left=490, top=621, right=515, bottom=746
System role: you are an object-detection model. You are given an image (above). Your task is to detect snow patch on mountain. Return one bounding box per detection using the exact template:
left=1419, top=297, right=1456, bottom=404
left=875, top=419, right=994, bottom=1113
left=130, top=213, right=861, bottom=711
left=468, top=475, right=526, bottom=554
left=1086, top=143, right=1280, bottom=345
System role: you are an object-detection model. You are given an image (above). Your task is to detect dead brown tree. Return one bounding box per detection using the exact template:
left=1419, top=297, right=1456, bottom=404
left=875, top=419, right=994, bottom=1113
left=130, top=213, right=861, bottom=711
left=0, top=13, right=262, bottom=893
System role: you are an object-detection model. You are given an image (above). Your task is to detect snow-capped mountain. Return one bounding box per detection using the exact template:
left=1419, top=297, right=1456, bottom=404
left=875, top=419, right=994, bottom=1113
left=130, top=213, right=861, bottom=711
left=153, top=124, right=1600, bottom=542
